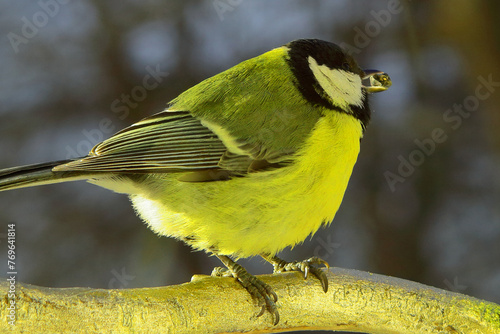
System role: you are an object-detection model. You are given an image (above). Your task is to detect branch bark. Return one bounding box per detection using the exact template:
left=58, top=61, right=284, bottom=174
left=1, top=268, right=499, bottom=333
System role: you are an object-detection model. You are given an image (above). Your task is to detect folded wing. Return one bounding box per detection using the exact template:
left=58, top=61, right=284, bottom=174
left=55, top=111, right=227, bottom=173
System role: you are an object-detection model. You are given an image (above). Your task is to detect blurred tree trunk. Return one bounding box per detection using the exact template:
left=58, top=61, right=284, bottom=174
left=432, top=1, right=500, bottom=152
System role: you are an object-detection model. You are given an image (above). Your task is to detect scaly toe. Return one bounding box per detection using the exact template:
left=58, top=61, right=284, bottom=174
left=215, top=255, right=280, bottom=324
left=211, top=267, right=233, bottom=277
left=278, top=257, right=330, bottom=292
left=230, top=264, right=279, bottom=324
left=307, top=265, right=329, bottom=292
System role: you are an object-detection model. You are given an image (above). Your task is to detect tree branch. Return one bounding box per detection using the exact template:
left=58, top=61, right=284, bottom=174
left=1, top=268, right=499, bottom=333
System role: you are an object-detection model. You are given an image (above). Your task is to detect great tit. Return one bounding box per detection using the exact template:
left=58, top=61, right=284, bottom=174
left=0, top=39, right=390, bottom=325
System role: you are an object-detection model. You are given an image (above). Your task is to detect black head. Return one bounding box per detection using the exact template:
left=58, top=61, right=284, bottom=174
left=285, top=39, right=370, bottom=129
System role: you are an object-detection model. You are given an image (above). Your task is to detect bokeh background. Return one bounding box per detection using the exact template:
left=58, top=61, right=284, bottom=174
left=1, top=0, right=499, bottom=331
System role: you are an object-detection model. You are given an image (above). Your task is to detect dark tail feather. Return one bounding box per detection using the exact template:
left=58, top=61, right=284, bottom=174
left=0, top=160, right=89, bottom=191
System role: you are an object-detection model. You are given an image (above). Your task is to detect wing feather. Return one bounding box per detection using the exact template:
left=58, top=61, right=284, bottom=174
left=55, top=111, right=228, bottom=173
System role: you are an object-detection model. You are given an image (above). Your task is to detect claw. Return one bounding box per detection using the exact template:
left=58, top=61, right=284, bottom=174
left=215, top=254, right=280, bottom=325
left=271, top=306, right=280, bottom=326
left=262, top=254, right=330, bottom=292
left=256, top=304, right=266, bottom=318
left=211, top=266, right=233, bottom=277
left=309, top=266, right=329, bottom=292
left=270, top=289, right=278, bottom=303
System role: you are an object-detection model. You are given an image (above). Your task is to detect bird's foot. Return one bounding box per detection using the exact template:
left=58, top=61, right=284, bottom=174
left=262, top=254, right=329, bottom=292
left=214, top=255, right=280, bottom=325
left=211, top=267, right=233, bottom=277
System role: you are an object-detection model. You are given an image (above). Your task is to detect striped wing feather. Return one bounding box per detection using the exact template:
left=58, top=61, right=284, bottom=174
left=55, top=111, right=228, bottom=173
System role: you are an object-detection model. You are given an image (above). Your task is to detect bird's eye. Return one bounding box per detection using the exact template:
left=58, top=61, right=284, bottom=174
left=341, top=62, right=351, bottom=72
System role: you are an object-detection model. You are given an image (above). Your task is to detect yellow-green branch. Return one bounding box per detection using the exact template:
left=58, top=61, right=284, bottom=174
left=1, top=268, right=499, bottom=333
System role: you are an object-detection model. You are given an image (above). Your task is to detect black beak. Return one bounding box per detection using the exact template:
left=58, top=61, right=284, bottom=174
left=362, top=69, right=392, bottom=93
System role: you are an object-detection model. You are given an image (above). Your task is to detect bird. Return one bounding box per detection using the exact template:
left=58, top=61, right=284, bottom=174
left=0, top=39, right=391, bottom=325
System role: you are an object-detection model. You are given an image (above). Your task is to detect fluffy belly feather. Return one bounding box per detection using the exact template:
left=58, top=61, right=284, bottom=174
left=131, top=113, right=362, bottom=257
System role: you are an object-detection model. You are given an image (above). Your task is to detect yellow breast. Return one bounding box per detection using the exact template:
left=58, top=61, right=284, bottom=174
left=131, top=112, right=363, bottom=258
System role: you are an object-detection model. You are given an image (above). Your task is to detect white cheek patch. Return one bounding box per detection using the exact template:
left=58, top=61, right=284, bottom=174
left=308, top=56, right=364, bottom=108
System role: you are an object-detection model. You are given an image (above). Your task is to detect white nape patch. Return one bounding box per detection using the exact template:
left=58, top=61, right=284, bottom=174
left=308, top=56, right=364, bottom=108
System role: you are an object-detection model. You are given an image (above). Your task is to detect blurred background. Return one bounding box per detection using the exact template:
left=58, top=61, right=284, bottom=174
left=0, top=0, right=499, bottom=331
